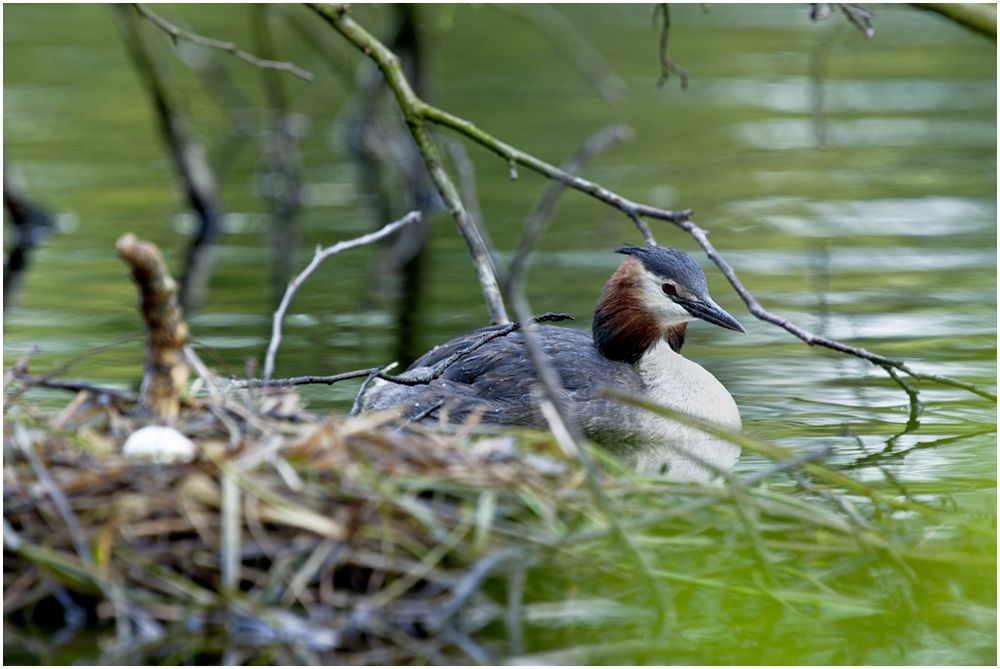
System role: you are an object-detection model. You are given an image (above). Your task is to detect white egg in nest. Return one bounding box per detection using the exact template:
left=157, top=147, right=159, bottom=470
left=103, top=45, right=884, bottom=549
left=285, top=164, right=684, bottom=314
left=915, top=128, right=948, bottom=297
left=123, top=426, right=197, bottom=464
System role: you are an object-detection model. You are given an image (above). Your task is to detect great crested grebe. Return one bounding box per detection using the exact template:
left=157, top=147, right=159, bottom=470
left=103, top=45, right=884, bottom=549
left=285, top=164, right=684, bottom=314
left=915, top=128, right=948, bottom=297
left=363, top=244, right=747, bottom=480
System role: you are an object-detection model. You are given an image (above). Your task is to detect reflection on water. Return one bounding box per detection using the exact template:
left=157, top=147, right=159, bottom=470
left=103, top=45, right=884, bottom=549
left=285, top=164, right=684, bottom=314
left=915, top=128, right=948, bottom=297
left=3, top=3, right=997, bottom=664
left=736, top=195, right=994, bottom=236
left=706, top=77, right=995, bottom=113
left=736, top=117, right=996, bottom=149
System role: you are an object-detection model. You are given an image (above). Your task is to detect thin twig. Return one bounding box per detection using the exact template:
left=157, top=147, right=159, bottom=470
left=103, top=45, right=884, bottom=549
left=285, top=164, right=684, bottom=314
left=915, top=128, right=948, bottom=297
left=505, top=560, right=526, bottom=657
left=410, top=120, right=510, bottom=325
left=505, top=246, right=673, bottom=629
left=14, top=425, right=91, bottom=565
left=655, top=4, right=690, bottom=90
left=230, top=368, right=380, bottom=390
left=506, top=124, right=633, bottom=292
left=134, top=3, right=315, bottom=81
left=30, top=334, right=143, bottom=385
left=262, top=211, right=421, bottom=383
left=427, top=548, right=521, bottom=632
left=349, top=364, right=396, bottom=417
left=3, top=166, right=58, bottom=311
left=407, top=399, right=444, bottom=423
left=885, top=365, right=923, bottom=428
left=183, top=345, right=225, bottom=400
left=444, top=140, right=484, bottom=232
left=11, top=374, right=138, bottom=403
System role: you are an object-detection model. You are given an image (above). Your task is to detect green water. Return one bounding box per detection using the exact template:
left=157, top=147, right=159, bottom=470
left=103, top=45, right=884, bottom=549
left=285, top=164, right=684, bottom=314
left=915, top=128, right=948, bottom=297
left=4, top=4, right=996, bottom=665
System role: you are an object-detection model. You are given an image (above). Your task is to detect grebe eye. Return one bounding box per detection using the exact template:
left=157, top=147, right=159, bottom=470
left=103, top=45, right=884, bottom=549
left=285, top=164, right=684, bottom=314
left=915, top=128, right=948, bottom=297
left=661, top=283, right=677, bottom=296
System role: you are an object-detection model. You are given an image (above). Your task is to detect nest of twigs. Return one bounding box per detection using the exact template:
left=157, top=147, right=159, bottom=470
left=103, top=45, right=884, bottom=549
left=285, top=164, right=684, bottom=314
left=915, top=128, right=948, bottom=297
left=5, top=378, right=995, bottom=665
left=3, top=382, right=582, bottom=664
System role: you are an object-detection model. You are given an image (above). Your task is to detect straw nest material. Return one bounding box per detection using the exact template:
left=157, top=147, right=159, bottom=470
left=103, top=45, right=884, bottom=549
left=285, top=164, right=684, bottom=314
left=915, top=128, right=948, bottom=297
left=4, top=379, right=996, bottom=665
left=4, top=382, right=573, bottom=664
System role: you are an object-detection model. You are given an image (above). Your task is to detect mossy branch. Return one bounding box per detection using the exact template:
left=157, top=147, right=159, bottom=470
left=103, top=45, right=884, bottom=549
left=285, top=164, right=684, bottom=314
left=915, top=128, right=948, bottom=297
left=911, top=3, right=997, bottom=38
left=306, top=3, right=995, bottom=404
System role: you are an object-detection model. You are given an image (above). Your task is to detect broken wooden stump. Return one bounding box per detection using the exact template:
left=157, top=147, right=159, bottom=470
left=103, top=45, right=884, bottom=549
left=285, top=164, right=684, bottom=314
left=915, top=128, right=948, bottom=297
left=116, top=233, right=189, bottom=423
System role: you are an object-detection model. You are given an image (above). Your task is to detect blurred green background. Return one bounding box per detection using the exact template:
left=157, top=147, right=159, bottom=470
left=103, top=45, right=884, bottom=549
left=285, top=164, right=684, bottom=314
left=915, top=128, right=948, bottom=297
left=3, top=3, right=996, bottom=664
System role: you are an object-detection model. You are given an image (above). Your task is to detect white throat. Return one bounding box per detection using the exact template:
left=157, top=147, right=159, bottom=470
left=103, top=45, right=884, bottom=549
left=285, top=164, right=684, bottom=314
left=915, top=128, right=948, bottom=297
left=632, top=338, right=742, bottom=481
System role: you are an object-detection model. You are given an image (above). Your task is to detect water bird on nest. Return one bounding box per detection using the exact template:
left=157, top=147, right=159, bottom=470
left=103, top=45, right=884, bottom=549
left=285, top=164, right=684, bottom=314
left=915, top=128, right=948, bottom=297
left=364, top=244, right=747, bottom=481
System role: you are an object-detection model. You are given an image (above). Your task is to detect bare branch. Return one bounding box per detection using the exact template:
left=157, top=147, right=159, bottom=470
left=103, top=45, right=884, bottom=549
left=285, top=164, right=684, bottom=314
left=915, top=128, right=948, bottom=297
left=405, top=113, right=510, bottom=325
left=134, top=4, right=315, bottom=81
left=308, top=5, right=688, bottom=241
left=232, top=368, right=381, bottom=390
left=349, top=364, right=396, bottom=417
left=505, top=246, right=673, bottom=630
left=885, top=365, right=923, bottom=428
left=3, top=165, right=59, bottom=311
left=655, top=4, right=690, bottom=90
left=444, top=140, right=484, bottom=233
left=9, top=375, right=138, bottom=403
left=263, top=211, right=421, bottom=383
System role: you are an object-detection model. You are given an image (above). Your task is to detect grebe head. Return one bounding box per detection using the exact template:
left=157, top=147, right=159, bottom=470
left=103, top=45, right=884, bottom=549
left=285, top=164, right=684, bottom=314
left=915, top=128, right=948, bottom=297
left=593, top=244, right=746, bottom=363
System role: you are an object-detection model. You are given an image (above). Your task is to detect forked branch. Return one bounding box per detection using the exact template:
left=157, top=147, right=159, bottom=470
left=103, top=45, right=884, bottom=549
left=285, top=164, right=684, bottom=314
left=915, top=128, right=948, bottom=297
left=263, top=211, right=421, bottom=383
left=655, top=4, right=690, bottom=90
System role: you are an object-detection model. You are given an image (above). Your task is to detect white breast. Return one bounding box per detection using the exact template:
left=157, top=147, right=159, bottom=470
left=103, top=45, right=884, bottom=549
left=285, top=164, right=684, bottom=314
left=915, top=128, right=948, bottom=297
left=631, top=339, right=741, bottom=481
